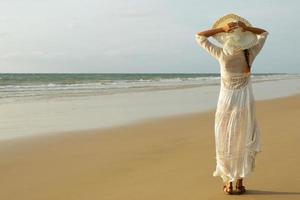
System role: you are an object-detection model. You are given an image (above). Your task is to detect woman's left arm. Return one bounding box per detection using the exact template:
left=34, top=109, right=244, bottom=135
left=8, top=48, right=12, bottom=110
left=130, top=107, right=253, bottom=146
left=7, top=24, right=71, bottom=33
left=196, top=27, right=224, bottom=37
left=196, top=22, right=238, bottom=37
left=195, top=31, right=223, bottom=59
left=195, top=23, right=238, bottom=59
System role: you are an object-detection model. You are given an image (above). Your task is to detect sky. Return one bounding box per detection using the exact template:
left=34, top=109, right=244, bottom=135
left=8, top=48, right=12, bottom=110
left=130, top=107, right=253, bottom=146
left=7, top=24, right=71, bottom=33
left=0, top=0, right=299, bottom=73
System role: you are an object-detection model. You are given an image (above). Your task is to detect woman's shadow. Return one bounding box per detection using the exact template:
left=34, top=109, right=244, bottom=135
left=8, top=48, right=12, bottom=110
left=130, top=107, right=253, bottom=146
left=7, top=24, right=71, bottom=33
left=245, top=189, right=300, bottom=196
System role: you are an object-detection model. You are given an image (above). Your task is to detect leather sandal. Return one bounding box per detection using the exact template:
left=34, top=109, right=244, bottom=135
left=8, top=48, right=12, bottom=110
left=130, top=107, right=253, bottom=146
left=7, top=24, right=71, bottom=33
left=223, top=183, right=233, bottom=195
left=235, top=181, right=246, bottom=194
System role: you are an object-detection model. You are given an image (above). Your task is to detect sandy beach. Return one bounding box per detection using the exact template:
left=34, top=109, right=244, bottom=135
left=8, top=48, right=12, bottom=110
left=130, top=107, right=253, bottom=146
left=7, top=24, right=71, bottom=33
left=0, top=94, right=300, bottom=200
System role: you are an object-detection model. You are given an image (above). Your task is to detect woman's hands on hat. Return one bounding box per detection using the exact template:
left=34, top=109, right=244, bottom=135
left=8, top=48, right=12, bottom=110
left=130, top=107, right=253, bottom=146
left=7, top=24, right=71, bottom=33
left=222, top=21, right=249, bottom=33
left=222, top=22, right=239, bottom=33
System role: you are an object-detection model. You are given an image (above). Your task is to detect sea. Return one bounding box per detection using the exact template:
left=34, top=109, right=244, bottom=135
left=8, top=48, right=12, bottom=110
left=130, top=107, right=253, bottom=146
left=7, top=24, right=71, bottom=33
left=1, top=73, right=300, bottom=105
left=1, top=73, right=300, bottom=141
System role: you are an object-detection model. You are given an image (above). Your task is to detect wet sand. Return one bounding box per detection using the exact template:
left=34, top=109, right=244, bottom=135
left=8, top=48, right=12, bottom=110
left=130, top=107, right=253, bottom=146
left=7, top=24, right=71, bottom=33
left=0, top=94, right=300, bottom=200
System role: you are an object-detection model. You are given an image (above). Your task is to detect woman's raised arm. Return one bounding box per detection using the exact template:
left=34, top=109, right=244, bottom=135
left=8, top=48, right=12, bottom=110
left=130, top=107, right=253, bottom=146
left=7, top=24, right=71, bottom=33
left=195, top=22, right=238, bottom=59
left=196, top=27, right=224, bottom=37
left=237, top=21, right=267, bottom=34
left=237, top=21, right=269, bottom=57
left=196, top=22, right=238, bottom=37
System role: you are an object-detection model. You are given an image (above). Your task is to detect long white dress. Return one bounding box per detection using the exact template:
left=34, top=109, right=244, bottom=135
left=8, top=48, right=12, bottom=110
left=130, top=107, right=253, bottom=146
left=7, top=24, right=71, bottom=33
left=195, top=31, right=269, bottom=183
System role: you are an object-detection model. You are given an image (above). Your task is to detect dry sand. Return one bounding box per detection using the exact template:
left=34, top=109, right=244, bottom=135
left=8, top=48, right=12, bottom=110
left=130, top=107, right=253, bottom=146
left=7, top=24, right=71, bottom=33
left=0, top=94, right=300, bottom=200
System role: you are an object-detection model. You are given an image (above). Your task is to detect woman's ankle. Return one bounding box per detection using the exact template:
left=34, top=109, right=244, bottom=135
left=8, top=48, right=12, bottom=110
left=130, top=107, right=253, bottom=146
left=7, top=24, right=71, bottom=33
left=227, top=181, right=233, bottom=188
left=236, top=179, right=243, bottom=187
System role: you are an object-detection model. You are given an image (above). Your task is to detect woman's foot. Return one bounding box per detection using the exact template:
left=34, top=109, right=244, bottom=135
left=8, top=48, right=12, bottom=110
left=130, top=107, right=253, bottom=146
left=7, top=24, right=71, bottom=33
left=235, top=179, right=246, bottom=194
left=223, top=181, right=233, bottom=194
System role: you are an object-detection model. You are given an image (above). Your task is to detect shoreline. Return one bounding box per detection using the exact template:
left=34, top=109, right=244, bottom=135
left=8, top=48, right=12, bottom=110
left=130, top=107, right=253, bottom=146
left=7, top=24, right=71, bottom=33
left=1, top=94, right=300, bottom=199
left=1, top=77, right=300, bottom=141
left=1, top=92, right=299, bottom=145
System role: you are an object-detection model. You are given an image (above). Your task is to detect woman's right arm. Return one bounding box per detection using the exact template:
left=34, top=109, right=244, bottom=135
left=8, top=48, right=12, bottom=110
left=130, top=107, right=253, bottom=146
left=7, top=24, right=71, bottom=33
left=237, top=21, right=269, bottom=57
left=249, top=30, right=269, bottom=58
left=238, top=21, right=267, bottom=34
left=244, top=26, right=267, bottom=34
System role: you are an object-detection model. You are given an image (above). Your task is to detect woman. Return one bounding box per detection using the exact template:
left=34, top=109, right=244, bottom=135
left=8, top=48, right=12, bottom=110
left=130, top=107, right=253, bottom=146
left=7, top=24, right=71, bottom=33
left=195, top=14, right=269, bottom=195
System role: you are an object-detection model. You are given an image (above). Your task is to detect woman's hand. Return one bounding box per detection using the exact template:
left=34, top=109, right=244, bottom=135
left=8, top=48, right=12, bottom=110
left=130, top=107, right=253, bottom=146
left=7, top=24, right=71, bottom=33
left=222, top=22, right=238, bottom=33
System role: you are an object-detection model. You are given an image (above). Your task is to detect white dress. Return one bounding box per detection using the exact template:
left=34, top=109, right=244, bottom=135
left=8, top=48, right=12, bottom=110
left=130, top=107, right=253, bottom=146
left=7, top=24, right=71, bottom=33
left=195, top=31, right=269, bottom=183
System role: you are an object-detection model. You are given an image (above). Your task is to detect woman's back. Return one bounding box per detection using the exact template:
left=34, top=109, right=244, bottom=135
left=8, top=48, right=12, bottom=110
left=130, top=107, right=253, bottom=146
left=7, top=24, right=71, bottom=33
left=195, top=31, right=269, bottom=74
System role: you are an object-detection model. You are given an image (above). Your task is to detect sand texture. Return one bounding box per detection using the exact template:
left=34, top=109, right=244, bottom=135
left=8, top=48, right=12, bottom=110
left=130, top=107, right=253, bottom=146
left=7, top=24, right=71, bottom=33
left=0, top=94, right=300, bottom=200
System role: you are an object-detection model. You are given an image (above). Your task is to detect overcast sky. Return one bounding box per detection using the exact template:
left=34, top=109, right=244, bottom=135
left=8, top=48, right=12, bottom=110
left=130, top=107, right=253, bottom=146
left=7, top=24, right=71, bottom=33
left=0, top=0, right=299, bottom=73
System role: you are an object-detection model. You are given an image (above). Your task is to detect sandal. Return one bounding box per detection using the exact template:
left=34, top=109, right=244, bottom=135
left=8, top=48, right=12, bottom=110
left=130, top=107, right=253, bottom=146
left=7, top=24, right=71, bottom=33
left=235, top=180, right=246, bottom=194
left=223, top=183, right=233, bottom=195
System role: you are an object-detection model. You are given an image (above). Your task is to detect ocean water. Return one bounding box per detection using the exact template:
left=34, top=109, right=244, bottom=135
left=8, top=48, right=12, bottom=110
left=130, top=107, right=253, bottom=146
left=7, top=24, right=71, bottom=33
left=0, top=73, right=300, bottom=141
left=1, top=73, right=299, bottom=105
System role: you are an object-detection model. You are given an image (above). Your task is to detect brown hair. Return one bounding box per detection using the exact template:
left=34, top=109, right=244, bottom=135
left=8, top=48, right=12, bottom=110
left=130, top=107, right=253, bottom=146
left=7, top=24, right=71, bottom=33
left=243, top=49, right=251, bottom=72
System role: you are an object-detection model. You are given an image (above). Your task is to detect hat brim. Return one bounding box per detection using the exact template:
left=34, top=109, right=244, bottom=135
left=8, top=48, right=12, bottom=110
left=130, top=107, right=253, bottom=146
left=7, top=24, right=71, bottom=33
left=212, top=13, right=258, bottom=49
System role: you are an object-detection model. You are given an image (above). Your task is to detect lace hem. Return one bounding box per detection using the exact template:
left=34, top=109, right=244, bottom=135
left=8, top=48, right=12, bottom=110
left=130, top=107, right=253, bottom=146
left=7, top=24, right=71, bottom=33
left=213, top=148, right=261, bottom=182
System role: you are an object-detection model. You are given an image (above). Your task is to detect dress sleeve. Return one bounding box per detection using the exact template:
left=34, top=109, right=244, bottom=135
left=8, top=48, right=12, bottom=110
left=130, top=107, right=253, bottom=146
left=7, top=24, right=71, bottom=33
left=249, top=31, right=269, bottom=58
left=195, top=34, right=222, bottom=60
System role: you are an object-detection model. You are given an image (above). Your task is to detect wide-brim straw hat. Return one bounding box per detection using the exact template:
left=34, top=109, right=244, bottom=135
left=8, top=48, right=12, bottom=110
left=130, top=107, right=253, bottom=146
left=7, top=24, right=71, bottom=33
left=212, top=13, right=258, bottom=50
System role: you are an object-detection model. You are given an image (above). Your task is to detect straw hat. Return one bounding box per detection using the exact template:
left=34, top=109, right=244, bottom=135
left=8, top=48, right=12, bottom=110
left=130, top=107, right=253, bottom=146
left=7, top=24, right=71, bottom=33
left=212, top=13, right=258, bottom=53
